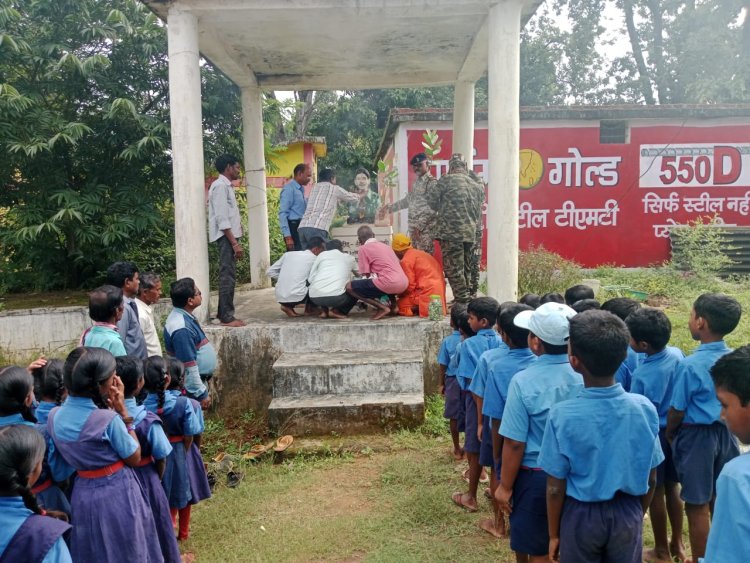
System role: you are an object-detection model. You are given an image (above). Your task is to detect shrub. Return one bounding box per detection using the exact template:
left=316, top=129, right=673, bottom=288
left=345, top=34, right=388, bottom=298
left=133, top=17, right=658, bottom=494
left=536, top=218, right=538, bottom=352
left=518, top=245, right=583, bottom=296
left=669, top=215, right=735, bottom=279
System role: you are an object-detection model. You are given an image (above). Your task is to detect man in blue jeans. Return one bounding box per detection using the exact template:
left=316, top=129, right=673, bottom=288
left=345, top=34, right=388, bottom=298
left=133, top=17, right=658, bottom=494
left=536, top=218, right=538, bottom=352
left=279, top=163, right=312, bottom=251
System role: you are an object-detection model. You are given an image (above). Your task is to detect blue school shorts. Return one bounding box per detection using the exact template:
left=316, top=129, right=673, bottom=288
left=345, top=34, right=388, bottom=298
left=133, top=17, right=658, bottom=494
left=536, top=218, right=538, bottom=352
left=656, top=428, right=678, bottom=487
left=672, top=421, right=739, bottom=505
left=443, top=376, right=464, bottom=426
left=509, top=468, right=548, bottom=556
left=479, top=414, right=494, bottom=469
left=560, top=493, right=643, bottom=563
left=463, top=393, right=480, bottom=454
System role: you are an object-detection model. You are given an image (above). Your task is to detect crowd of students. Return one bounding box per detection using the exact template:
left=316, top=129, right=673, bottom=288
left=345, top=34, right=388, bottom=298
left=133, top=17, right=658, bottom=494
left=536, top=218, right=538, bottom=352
left=0, top=262, right=214, bottom=562
left=438, top=286, right=747, bottom=562
left=0, top=350, right=210, bottom=563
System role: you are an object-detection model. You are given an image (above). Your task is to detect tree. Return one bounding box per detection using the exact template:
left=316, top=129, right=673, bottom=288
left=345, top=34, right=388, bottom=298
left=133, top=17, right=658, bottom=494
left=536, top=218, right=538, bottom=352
left=0, top=0, right=172, bottom=289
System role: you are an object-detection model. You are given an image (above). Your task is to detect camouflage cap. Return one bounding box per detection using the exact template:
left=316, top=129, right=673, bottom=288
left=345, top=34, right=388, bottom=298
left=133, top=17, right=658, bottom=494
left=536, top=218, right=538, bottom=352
left=448, top=153, right=467, bottom=171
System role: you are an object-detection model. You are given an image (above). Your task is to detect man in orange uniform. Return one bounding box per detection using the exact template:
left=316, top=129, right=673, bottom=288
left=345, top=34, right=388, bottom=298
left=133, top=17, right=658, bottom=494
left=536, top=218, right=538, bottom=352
left=392, top=233, right=447, bottom=317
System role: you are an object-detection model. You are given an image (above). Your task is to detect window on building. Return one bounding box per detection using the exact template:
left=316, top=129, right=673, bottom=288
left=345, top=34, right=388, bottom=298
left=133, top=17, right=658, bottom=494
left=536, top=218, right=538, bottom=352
left=599, top=120, right=629, bottom=144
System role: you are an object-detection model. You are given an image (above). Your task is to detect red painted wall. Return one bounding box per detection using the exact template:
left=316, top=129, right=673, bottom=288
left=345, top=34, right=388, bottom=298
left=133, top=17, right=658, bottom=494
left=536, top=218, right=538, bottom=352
left=405, top=123, right=750, bottom=267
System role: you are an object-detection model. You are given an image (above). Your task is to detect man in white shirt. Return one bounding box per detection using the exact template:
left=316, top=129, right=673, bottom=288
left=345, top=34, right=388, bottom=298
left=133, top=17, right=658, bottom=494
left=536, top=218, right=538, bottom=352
left=134, top=272, right=163, bottom=357
left=207, top=153, right=246, bottom=327
left=267, top=237, right=326, bottom=317
left=297, top=167, right=363, bottom=248
left=308, top=240, right=359, bottom=319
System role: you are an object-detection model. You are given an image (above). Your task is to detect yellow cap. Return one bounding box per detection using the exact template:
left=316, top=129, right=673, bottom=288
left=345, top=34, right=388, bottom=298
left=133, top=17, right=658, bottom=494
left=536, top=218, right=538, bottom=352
left=391, top=233, right=412, bottom=252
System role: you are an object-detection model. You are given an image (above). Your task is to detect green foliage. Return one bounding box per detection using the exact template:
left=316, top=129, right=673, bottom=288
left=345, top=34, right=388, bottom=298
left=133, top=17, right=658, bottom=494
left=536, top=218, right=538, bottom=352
left=421, top=129, right=442, bottom=159
left=669, top=216, right=735, bottom=279
left=518, top=245, right=584, bottom=296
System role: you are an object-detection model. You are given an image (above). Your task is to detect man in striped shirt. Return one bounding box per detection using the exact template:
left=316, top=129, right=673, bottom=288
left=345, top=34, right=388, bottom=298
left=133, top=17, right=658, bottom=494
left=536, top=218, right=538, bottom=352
left=297, top=167, right=362, bottom=249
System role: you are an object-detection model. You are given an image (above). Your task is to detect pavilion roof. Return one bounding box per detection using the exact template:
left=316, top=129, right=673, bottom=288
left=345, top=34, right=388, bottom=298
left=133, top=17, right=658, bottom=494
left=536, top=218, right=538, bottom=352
left=142, top=0, right=542, bottom=90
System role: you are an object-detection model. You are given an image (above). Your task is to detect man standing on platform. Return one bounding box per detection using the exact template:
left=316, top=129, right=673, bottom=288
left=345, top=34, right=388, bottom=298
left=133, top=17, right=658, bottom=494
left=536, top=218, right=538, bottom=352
left=135, top=272, right=163, bottom=357
left=379, top=152, right=437, bottom=254
left=279, top=163, right=312, bottom=251
left=425, top=154, right=484, bottom=304
left=208, top=154, right=246, bottom=327
left=106, top=261, right=148, bottom=359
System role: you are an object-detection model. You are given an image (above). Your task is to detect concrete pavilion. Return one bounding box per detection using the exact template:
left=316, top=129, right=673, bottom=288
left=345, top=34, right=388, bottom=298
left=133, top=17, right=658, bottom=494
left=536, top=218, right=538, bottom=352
left=142, top=0, right=543, bottom=321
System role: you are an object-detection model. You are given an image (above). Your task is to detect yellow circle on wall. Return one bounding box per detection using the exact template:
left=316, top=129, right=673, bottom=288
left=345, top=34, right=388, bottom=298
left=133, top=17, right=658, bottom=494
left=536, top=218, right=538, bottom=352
left=519, top=149, right=544, bottom=189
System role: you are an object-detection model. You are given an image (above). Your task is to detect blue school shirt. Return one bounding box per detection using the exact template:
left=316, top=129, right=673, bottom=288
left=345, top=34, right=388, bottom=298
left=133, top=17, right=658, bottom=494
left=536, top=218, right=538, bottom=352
left=83, top=324, right=127, bottom=357
left=456, top=329, right=504, bottom=390
left=168, top=390, right=206, bottom=432
left=0, top=497, right=72, bottom=563
left=702, top=454, right=750, bottom=563
left=630, top=346, right=684, bottom=428
left=538, top=384, right=664, bottom=502
left=50, top=396, right=138, bottom=460
left=0, top=413, right=73, bottom=482
left=670, top=341, right=731, bottom=425
left=438, top=331, right=461, bottom=376
left=481, top=348, right=537, bottom=421
left=34, top=401, right=56, bottom=426
left=124, top=398, right=172, bottom=460
left=469, top=347, right=507, bottom=399
left=499, top=354, right=583, bottom=469
left=143, top=393, right=202, bottom=436
left=614, top=347, right=643, bottom=392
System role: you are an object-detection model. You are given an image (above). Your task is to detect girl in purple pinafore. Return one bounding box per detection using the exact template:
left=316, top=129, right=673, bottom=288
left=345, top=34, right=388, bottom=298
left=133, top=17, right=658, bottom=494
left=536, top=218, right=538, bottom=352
left=144, top=357, right=202, bottom=541
left=116, top=356, right=181, bottom=563
left=0, top=365, right=72, bottom=520
left=0, top=425, right=71, bottom=563
left=167, top=359, right=212, bottom=505
left=47, top=347, right=163, bottom=563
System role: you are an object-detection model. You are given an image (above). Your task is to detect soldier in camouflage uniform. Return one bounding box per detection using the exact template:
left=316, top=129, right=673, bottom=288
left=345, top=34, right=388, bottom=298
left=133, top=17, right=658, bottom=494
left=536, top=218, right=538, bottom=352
left=380, top=152, right=437, bottom=254
left=467, top=170, right=486, bottom=298
left=424, top=153, right=484, bottom=304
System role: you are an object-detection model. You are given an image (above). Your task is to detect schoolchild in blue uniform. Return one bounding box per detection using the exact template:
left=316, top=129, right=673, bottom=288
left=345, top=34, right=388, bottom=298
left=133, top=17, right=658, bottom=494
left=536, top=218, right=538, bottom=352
left=451, top=296, right=501, bottom=513
left=470, top=302, right=535, bottom=539
left=80, top=285, right=127, bottom=357
left=117, top=356, right=180, bottom=563
left=626, top=307, right=686, bottom=562
left=666, top=293, right=741, bottom=562
left=166, top=359, right=212, bottom=510
left=31, top=359, right=67, bottom=426
left=0, top=425, right=71, bottom=563
left=144, top=356, right=202, bottom=542
left=438, top=304, right=467, bottom=460
left=538, top=310, right=663, bottom=563
left=704, top=346, right=750, bottom=562
left=496, top=302, right=582, bottom=562
left=0, top=366, right=71, bottom=520
left=601, top=297, right=643, bottom=391
left=48, top=347, right=163, bottom=562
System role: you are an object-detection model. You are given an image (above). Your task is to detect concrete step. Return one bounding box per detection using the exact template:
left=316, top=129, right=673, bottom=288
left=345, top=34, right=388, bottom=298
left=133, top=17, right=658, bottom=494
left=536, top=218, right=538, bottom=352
left=267, top=392, right=424, bottom=435
left=272, top=350, right=423, bottom=397
left=274, top=317, right=430, bottom=353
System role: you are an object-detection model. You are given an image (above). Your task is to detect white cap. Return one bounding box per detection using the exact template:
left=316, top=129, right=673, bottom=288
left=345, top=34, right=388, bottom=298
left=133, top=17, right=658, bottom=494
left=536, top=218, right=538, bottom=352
left=513, top=302, right=577, bottom=346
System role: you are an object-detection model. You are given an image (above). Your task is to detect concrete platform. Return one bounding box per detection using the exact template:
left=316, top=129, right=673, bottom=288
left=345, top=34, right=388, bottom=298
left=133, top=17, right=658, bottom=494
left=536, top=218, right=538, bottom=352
left=203, top=287, right=451, bottom=435
left=267, top=393, right=425, bottom=435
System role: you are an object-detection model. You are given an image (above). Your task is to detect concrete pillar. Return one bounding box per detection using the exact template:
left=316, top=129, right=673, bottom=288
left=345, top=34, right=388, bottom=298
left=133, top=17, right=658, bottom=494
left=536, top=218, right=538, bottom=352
left=241, top=87, right=271, bottom=288
left=167, top=6, right=210, bottom=322
left=487, top=0, right=522, bottom=302
left=452, top=81, right=476, bottom=169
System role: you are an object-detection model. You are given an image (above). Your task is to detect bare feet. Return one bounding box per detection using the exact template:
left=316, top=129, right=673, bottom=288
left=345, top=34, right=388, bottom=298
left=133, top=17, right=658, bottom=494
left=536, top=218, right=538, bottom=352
left=670, top=542, right=687, bottom=563
left=221, top=319, right=247, bottom=327
left=463, top=467, right=489, bottom=484
left=371, top=306, right=390, bottom=320
left=451, top=491, right=478, bottom=512
left=280, top=305, right=301, bottom=318
left=328, top=309, right=348, bottom=319
left=643, top=548, right=673, bottom=563
left=478, top=517, right=505, bottom=539
left=318, top=311, right=329, bottom=319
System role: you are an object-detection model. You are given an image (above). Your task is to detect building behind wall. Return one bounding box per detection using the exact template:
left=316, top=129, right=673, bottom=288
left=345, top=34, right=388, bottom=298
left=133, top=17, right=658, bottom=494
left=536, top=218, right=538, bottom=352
left=377, top=105, right=750, bottom=268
